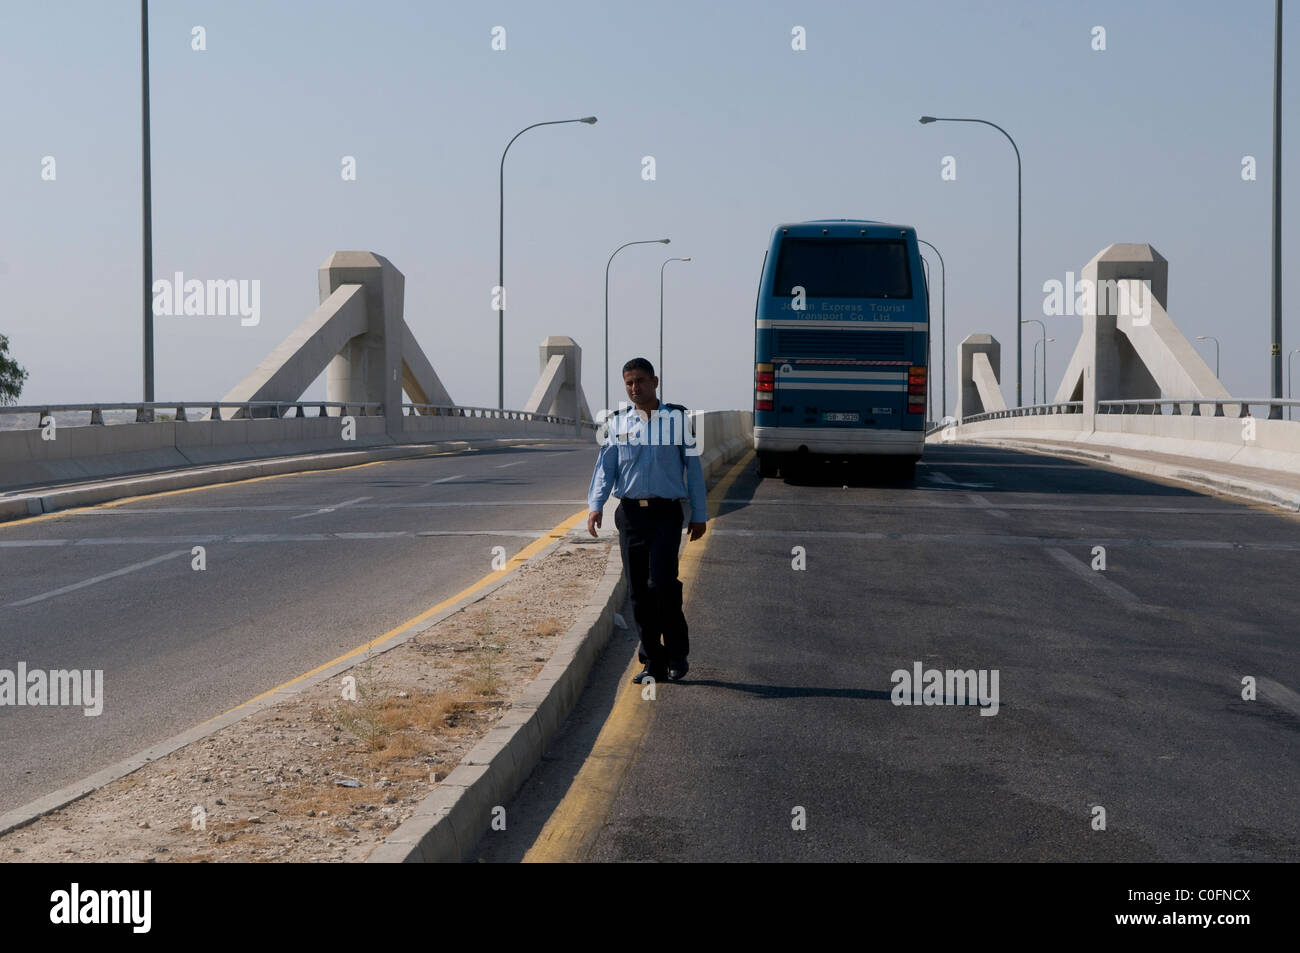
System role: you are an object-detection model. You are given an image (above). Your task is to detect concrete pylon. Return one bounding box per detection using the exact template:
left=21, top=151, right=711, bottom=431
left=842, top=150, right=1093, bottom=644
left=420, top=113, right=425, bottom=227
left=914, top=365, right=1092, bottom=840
left=320, top=252, right=404, bottom=436
left=958, top=334, right=1006, bottom=419
left=523, top=336, right=593, bottom=423
left=1053, top=244, right=1228, bottom=421
left=223, top=252, right=452, bottom=434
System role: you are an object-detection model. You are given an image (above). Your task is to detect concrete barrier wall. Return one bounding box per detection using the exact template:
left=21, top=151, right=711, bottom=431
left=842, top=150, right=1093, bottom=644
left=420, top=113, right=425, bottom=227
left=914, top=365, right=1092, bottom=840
left=0, top=414, right=593, bottom=490
left=693, top=410, right=755, bottom=482
left=939, top=413, right=1300, bottom=473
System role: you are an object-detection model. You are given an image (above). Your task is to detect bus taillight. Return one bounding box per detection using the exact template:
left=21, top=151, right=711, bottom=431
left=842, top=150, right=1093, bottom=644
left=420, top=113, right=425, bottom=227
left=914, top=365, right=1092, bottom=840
left=755, top=364, right=775, bottom=410
left=907, top=366, right=926, bottom=413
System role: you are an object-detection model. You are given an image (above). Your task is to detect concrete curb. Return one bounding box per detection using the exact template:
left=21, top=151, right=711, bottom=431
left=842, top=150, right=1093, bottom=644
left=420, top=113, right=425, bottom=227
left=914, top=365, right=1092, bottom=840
left=368, top=433, right=755, bottom=863
left=961, top=436, right=1300, bottom=513
left=0, top=521, right=580, bottom=838
left=367, top=546, right=627, bottom=864
left=0, top=436, right=579, bottom=524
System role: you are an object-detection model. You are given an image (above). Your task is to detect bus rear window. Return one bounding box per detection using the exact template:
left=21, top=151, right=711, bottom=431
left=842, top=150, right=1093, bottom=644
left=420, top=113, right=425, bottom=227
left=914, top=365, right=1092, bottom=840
left=772, top=238, right=912, bottom=299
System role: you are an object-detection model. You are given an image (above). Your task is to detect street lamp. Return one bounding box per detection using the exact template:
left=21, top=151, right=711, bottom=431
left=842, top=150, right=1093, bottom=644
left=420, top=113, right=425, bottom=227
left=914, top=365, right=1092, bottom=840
left=918, top=239, right=945, bottom=418
left=921, top=258, right=931, bottom=421
left=921, top=115, right=1023, bottom=405
left=606, top=239, right=670, bottom=411
left=1033, top=337, right=1055, bottom=407
left=141, top=0, right=154, bottom=405
left=497, top=116, right=597, bottom=409
left=659, top=257, right=691, bottom=404
left=1269, top=0, right=1284, bottom=419
left=1022, top=319, right=1046, bottom=404
left=1196, top=335, right=1221, bottom=380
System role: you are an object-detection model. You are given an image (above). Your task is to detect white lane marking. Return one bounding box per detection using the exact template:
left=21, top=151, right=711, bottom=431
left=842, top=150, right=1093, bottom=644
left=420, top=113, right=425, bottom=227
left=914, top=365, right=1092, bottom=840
left=76, top=500, right=588, bottom=513
left=289, top=495, right=373, bottom=520
left=967, top=492, right=1009, bottom=519
left=1044, top=546, right=1151, bottom=611
left=924, top=471, right=994, bottom=489
left=494, top=460, right=527, bottom=469
left=705, top=530, right=1286, bottom=557
left=1256, top=678, right=1300, bottom=720
left=5, top=549, right=191, bottom=608
left=415, top=530, right=550, bottom=537
left=415, top=474, right=463, bottom=487
left=73, top=536, right=226, bottom=545
left=717, top=501, right=1259, bottom=514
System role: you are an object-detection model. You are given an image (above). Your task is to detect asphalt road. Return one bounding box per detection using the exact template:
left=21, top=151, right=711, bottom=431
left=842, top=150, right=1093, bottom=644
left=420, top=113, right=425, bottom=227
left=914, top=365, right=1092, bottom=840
left=476, top=444, right=1300, bottom=862
left=0, top=440, right=598, bottom=815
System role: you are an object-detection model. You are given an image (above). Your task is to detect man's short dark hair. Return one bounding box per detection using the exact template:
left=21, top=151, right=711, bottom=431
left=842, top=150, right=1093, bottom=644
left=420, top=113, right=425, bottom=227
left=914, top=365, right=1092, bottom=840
left=622, top=357, right=655, bottom=377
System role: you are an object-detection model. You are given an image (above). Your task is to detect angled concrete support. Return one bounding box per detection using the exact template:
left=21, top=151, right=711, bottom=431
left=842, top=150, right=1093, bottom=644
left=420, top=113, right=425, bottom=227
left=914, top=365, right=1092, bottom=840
left=1053, top=244, right=1229, bottom=422
left=223, top=252, right=453, bottom=434
left=220, top=283, right=368, bottom=420
left=400, top=318, right=453, bottom=411
left=958, top=334, right=1006, bottom=419
left=524, top=337, right=593, bottom=424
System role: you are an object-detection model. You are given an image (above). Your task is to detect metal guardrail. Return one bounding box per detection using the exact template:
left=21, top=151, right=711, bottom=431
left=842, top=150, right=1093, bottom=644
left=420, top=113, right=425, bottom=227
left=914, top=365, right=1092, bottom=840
left=0, top=400, right=598, bottom=430
left=0, top=401, right=383, bottom=425
left=959, top=401, right=1084, bottom=425
left=1098, top=398, right=1300, bottom=418
left=954, top=398, right=1300, bottom=425
left=403, top=403, right=597, bottom=429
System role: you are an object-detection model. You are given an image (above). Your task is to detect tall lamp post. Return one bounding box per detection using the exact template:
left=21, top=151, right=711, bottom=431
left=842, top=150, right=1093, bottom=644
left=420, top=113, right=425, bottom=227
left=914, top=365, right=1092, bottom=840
left=918, top=239, right=946, bottom=419
left=1196, top=335, right=1221, bottom=380
left=141, top=0, right=154, bottom=405
left=921, top=115, right=1023, bottom=405
left=1269, top=0, right=1284, bottom=418
left=921, top=258, right=931, bottom=421
left=1033, top=337, right=1054, bottom=407
left=1022, top=318, right=1046, bottom=404
left=497, top=116, right=597, bottom=409
left=659, top=257, right=691, bottom=403
left=1288, top=348, right=1299, bottom=421
left=606, top=239, right=670, bottom=411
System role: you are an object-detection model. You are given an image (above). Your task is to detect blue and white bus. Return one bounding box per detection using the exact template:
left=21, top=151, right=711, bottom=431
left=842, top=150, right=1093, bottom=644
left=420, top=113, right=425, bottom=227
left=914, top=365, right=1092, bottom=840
left=753, top=220, right=929, bottom=479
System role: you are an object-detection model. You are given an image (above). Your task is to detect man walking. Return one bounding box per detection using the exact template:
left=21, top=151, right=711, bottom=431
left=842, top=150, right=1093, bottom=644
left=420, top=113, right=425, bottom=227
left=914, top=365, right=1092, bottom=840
left=587, top=358, right=707, bottom=683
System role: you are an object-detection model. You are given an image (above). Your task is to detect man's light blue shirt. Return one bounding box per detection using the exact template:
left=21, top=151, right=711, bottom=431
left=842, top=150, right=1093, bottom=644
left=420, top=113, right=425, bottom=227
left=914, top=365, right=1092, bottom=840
left=587, top=403, right=708, bottom=523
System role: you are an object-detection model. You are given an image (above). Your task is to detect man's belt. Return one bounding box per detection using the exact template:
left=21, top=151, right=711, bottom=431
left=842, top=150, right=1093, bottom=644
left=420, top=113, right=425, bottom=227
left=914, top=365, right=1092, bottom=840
left=624, top=497, right=680, bottom=508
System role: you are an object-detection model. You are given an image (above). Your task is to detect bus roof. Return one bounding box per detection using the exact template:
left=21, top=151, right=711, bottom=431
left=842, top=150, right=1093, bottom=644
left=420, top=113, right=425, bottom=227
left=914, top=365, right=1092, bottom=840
left=773, top=220, right=916, bottom=235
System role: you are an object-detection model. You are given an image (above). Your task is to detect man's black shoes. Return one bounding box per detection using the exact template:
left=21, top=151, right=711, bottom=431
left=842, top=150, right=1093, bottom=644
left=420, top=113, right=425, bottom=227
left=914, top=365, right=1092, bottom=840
left=632, top=665, right=667, bottom=684
left=631, top=660, right=687, bottom=683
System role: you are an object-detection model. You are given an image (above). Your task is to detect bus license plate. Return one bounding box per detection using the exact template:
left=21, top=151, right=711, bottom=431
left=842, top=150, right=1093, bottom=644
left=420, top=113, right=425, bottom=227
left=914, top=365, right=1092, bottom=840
left=823, top=412, right=859, bottom=422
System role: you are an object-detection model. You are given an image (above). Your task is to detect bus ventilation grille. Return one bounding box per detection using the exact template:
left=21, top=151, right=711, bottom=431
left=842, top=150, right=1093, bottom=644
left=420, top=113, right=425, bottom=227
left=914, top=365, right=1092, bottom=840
left=773, top=329, right=905, bottom=358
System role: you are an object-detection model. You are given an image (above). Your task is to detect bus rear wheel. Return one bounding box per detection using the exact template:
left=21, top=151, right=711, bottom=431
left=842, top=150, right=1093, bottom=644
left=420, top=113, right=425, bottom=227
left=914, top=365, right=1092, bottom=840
left=757, top=452, right=779, bottom=478
left=892, top=458, right=917, bottom=482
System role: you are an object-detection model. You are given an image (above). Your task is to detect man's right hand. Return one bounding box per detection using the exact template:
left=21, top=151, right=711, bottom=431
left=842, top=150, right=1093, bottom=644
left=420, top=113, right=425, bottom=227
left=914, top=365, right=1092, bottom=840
left=587, top=510, right=602, bottom=537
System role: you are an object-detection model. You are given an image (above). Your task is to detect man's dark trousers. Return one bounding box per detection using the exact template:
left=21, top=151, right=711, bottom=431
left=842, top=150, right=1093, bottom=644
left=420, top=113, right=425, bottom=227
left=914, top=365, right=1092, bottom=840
left=614, top=498, right=688, bottom=673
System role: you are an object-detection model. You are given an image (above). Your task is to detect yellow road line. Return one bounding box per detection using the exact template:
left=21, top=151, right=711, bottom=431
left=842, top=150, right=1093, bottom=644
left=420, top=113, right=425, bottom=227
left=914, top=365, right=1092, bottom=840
left=523, top=450, right=755, bottom=862
left=0, top=450, right=463, bottom=529
left=200, top=507, right=590, bottom=726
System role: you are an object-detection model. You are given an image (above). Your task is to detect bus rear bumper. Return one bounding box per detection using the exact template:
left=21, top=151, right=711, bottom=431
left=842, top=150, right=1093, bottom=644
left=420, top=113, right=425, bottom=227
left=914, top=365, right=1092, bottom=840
left=754, top=425, right=924, bottom=456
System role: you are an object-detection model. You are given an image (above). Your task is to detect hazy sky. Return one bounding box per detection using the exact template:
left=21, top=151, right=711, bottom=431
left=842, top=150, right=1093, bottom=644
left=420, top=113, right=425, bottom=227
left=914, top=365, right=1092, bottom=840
left=2, top=0, right=1295, bottom=416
